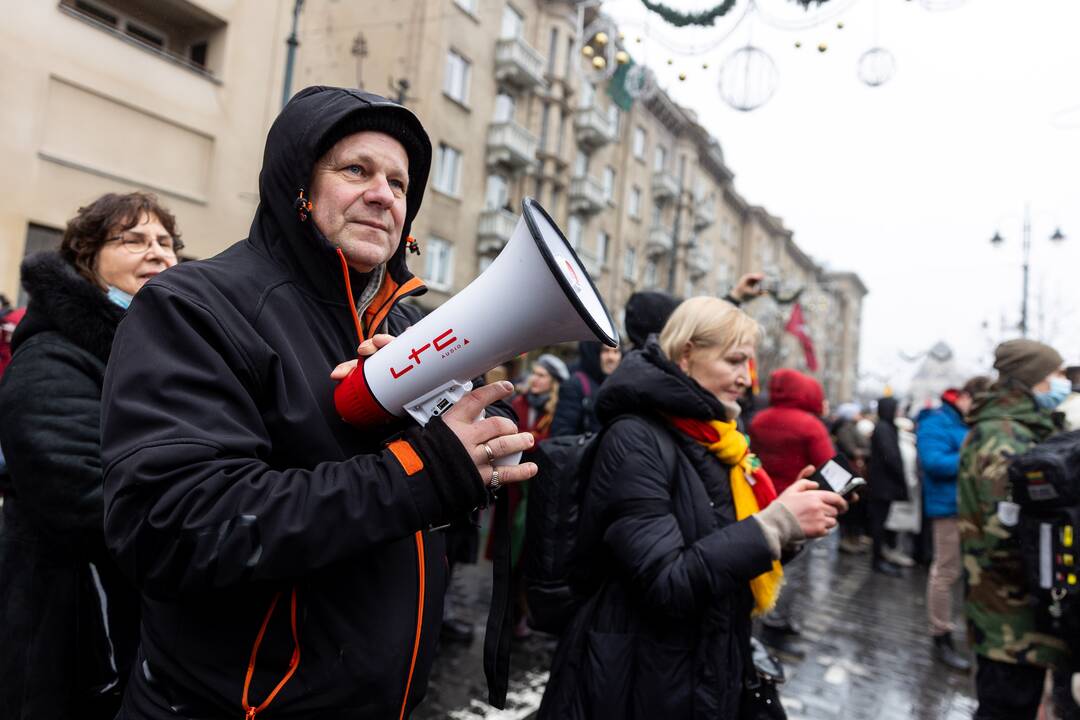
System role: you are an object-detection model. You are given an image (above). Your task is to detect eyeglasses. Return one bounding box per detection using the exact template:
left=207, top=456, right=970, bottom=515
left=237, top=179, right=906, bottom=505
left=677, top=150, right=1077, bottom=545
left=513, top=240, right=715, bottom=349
left=106, top=233, right=184, bottom=256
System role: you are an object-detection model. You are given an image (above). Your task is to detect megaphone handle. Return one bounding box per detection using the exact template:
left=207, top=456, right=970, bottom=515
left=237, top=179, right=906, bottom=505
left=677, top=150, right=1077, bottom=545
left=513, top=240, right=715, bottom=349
left=474, top=408, right=523, bottom=467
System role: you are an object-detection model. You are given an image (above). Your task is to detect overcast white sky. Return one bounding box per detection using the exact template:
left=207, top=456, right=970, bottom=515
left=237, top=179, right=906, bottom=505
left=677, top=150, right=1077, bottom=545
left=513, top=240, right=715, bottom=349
left=601, top=0, right=1080, bottom=390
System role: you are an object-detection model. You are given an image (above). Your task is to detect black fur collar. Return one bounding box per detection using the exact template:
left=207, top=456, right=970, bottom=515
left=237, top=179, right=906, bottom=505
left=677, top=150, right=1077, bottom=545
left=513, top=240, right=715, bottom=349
left=12, top=252, right=126, bottom=363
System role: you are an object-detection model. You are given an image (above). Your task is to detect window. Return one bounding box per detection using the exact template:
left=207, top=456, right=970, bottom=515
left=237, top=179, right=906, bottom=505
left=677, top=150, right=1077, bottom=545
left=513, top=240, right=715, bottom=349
left=607, top=104, right=620, bottom=135
left=684, top=278, right=696, bottom=298
left=546, top=27, right=559, bottom=74
left=567, top=215, right=583, bottom=250
left=484, top=174, right=509, bottom=211
left=596, top=231, right=609, bottom=264
left=443, top=49, right=471, bottom=105
left=74, top=0, right=164, bottom=47
left=645, top=260, right=658, bottom=288
left=651, top=202, right=662, bottom=227
left=501, top=5, right=524, bottom=40
left=538, top=103, right=551, bottom=151
left=434, top=143, right=463, bottom=196
left=493, top=93, right=515, bottom=122
left=633, top=126, right=646, bottom=160
left=580, top=78, right=594, bottom=108
left=574, top=150, right=588, bottom=177
left=654, top=145, right=668, bottom=172
left=629, top=186, right=642, bottom=218
left=565, top=35, right=575, bottom=81
left=550, top=187, right=561, bottom=217
left=425, top=237, right=453, bottom=290
left=555, top=112, right=567, bottom=155
left=623, top=246, right=637, bottom=281
left=602, top=166, right=615, bottom=202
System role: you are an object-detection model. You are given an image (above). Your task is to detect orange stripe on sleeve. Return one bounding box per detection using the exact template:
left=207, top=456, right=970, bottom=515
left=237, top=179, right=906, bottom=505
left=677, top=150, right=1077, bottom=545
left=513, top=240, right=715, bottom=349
left=388, top=439, right=424, bottom=476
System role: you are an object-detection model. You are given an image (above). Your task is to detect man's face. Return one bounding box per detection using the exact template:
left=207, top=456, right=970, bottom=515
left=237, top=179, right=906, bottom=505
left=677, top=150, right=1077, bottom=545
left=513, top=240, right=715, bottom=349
left=310, top=131, right=409, bottom=273
left=599, top=345, right=622, bottom=376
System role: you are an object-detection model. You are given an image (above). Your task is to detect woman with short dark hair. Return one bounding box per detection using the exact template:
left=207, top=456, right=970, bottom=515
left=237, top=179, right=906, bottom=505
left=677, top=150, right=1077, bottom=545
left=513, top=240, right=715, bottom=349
left=0, top=192, right=180, bottom=719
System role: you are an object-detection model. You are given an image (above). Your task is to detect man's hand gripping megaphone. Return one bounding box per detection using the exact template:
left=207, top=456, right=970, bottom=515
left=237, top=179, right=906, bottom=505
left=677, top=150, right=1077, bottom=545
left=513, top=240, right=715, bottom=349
left=331, top=334, right=538, bottom=489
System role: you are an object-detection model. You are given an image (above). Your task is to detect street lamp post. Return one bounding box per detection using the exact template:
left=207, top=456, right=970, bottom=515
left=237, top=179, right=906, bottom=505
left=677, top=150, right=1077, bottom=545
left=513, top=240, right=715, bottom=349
left=990, top=204, right=1066, bottom=338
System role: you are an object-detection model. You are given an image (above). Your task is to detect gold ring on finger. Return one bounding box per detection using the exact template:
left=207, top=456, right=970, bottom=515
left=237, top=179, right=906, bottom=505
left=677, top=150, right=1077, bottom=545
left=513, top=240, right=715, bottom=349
left=482, top=443, right=495, bottom=464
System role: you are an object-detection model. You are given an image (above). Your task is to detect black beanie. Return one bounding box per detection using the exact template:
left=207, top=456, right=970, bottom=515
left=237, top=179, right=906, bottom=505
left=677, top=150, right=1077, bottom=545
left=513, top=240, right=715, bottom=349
left=625, top=291, right=682, bottom=348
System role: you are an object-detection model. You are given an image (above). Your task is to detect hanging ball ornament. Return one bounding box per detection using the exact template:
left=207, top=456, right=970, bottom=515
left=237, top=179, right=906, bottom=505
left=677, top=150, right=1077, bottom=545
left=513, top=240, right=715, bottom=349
left=581, top=18, right=618, bottom=83
left=795, top=41, right=802, bottom=48
left=635, top=36, right=642, bottom=43
left=678, top=72, right=687, bottom=81
left=818, top=42, right=828, bottom=53
left=624, top=63, right=657, bottom=101
left=582, top=45, right=595, bottom=57
left=858, top=46, right=897, bottom=87
left=618, top=32, right=625, bottom=41
left=837, top=21, right=844, bottom=29
left=718, top=45, right=779, bottom=112
left=702, top=63, right=709, bottom=69
left=616, top=50, right=630, bottom=65
left=667, top=58, right=674, bottom=65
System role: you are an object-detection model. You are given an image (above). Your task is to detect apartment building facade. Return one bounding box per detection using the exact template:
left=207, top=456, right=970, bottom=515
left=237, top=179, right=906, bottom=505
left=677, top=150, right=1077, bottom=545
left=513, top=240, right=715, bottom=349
left=0, top=0, right=293, bottom=299
left=0, top=0, right=867, bottom=401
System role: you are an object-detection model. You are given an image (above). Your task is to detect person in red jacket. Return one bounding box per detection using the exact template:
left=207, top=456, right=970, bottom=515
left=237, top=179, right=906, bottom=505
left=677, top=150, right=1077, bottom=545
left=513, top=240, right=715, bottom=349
left=750, top=368, right=836, bottom=645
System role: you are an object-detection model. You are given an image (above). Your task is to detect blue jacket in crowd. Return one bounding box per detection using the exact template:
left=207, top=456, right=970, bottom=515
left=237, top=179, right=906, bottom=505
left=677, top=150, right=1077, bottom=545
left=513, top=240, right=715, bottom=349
left=917, top=402, right=970, bottom=518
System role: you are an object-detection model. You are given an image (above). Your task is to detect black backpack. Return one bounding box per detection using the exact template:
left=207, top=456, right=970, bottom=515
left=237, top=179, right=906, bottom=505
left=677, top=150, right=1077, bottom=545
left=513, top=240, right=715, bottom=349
left=523, top=415, right=676, bottom=634
left=1009, top=430, right=1080, bottom=653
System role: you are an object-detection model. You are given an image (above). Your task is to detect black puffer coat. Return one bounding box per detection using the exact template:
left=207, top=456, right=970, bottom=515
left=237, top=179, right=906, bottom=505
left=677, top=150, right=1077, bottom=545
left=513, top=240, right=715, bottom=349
left=539, top=342, right=775, bottom=719
left=101, top=88, right=502, bottom=719
left=0, top=252, right=140, bottom=719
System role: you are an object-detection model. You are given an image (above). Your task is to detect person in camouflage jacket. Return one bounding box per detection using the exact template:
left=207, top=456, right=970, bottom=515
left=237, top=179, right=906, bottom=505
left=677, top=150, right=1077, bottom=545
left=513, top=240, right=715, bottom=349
left=959, top=338, right=1070, bottom=720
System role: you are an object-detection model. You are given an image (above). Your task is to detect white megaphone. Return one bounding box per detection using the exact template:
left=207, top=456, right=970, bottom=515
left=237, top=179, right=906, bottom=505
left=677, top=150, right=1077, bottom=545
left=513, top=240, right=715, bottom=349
left=334, top=197, right=619, bottom=463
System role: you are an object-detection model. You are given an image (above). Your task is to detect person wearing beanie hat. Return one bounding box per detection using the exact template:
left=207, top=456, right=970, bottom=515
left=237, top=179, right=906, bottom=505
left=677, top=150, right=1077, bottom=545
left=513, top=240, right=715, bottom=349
left=992, top=338, right=1064, bottom=390
left=624, top=291, right=681, bottom=349
left=98, top=87, right=537, bottom=718
left=959, top=340, right=1070, bottom=718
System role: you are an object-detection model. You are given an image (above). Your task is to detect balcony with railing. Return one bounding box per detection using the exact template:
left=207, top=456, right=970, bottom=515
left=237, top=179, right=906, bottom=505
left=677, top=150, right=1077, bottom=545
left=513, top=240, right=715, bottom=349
left=476, top=208, right=519, bottom=255
left=494, top=36, right=546, bottom=91
left=574, top=104, right=617, bottom=150
left=652, top=170, right=679, bottom=204
left=693, top=198, right=717, bottom=230
left=568, top=175, right=606, bottom=216
left=686, top=245, right=712, bottom=278
left=486, top=121, right=538, bottom=171
left=646, top=224, right=674, bottom=257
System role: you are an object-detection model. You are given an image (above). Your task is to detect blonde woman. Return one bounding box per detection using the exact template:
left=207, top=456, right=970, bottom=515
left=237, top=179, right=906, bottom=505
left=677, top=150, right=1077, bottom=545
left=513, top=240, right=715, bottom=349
left=540, top=297, right=847, bottom=719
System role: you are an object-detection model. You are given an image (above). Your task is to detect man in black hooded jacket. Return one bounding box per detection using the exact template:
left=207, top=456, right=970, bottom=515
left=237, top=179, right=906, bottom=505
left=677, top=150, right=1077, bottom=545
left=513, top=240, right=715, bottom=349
left=100, top=87, right=536, bottom=719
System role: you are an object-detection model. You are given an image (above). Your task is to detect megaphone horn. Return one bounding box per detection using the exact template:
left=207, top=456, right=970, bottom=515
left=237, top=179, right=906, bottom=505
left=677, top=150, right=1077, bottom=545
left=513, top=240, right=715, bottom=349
left=334, top=197, right=618, bottom=439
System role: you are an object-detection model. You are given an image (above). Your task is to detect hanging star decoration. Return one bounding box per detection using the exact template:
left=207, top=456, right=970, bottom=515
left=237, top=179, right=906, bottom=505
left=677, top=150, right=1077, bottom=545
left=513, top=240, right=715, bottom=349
left=640, top=0, right=831, bottom=27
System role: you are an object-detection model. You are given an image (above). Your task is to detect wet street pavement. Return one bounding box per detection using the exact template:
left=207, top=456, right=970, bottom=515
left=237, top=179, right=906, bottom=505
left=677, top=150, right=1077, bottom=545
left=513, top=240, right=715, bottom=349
left=415, top=531, right=977, bottom=719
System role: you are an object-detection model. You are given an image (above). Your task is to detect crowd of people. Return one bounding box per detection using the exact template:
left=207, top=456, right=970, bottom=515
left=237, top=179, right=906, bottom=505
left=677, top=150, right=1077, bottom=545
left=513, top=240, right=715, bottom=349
left=0, top=86, right=1077, bottom=720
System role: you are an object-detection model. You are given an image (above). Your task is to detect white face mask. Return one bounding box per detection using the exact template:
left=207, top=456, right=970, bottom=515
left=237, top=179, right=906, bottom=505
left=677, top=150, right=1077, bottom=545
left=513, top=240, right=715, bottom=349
left=105, top=285, right=134, bottom=310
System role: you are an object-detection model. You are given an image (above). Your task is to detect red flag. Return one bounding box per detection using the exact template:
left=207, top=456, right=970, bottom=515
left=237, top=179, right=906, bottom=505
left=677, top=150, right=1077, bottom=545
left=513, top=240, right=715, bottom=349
left=784, top=302, right=819, bottom=372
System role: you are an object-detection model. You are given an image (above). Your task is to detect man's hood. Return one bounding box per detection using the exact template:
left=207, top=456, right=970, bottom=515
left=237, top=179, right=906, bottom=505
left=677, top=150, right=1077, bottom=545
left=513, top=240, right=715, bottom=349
left=767, top=368, right=824, bottom=415
left=249, top=86, right=432, bottom=302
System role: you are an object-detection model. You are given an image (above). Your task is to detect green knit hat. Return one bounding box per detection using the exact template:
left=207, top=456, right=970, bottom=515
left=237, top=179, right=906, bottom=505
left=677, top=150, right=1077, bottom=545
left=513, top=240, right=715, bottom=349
left=993, top=339, right=1063, bottom=389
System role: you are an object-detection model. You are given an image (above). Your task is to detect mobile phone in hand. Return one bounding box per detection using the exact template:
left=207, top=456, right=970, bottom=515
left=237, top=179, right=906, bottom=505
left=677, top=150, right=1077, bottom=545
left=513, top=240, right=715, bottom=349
left=810, top=455, right=866, bottom=497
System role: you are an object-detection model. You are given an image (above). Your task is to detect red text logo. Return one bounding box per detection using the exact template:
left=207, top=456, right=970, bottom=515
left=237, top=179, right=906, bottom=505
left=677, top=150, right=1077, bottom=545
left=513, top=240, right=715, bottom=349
left=390, top=329, right=464, bottom=379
